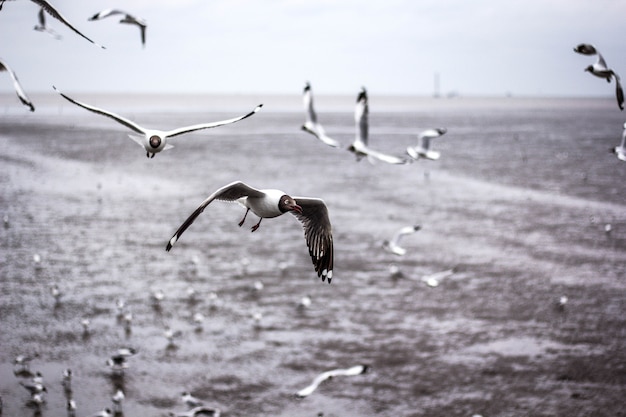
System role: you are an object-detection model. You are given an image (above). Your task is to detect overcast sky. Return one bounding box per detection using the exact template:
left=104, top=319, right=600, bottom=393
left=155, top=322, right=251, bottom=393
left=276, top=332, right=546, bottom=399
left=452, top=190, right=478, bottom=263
left=0, top=0, right=624, bottom=97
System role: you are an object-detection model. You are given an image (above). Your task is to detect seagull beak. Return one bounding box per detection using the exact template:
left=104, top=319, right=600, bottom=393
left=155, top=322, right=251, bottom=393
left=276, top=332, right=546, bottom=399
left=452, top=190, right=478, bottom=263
left=292, top=203, right=303, bottom=214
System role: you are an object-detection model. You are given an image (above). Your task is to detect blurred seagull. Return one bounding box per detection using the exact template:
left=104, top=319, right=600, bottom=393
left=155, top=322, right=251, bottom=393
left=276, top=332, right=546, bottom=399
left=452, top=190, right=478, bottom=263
left=347, top=87, right=409, bottom=165
left=34, top=7, right=61, bottom=39
left=421, top=268, right=456, bottom=287
left=53, top=86, right=263, bottom=158
left=106, top=354, right=129, bottom=375
left=166, top=181, right=334, bottom=282
left=295, top=364, right=369, bottom=398
left=19, top=381, right=47, bottom=396
left=297, top=294, right=312, bottom=309
left=111, top=389, right=125, bottom=413
left=88, top=9, right=147, bottom=47
left=301, top=82, right=341, bottom=148
left=383, top=225, right=421, bottom=256
left=14, top=353, right=38, bottom=373
left=67, top=398, right=77, bottom=417
left=574, top=43, right=624, bottom=110
left=62, top=368, right=72, bottom=392
left=612, top=122, right=626, bottom=161
left=115, top=347, right=137, bottom=357
left=181, top=392, right=204, bottom=408
left=87, top=407, right=113, bottom=417
left=406, top=128, right=447, bottom=161
left=169, top=406, right=221, bottom=417
left=0, top=58, right=35, bottom=112
left=50, top=283, right=62, bottom=304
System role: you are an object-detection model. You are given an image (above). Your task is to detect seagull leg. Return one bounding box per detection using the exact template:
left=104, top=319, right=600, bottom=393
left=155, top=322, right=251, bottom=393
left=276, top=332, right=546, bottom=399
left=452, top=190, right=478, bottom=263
left=146, top=151, right=150, bottom=158
left=238, top=209, right=250, bottom=227
left=251, top=218, right=262, bottom=232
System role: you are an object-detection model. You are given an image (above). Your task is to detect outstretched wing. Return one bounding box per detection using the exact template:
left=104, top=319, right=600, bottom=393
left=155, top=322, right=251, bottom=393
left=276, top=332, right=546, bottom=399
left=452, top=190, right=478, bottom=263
left=30, top=0, right=105, bottom=48
left=0, top=58, right=35, bottom=111
left=164, top=105, right=263, bottom=138
left=166, top=181, right=264, bottom=251
left=360, top=145, right=409, bottom=165
left=613, top=72, right=624, bottom=110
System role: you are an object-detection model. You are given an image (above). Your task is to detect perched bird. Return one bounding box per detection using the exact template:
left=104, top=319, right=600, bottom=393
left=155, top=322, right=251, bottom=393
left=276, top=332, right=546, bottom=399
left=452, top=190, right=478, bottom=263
left=382, top=225, right=421, bottom=256
left=612, top=122, right=626, bottom=161
left=347, top=87, right=409, bottom=165
left=111, top=389, right=125, bottom=413
left=301, top=81, right=341, bottom=148
left=166, top=181, right=334, bottom=282
left=53, top=86, right=263, bottom=158
left=88, top=9, right=147, bottom=47
left=295, top=364, right=369, bottom=398
left=574, top=43, right=624, bottom=110
left=168, top=406, right=221, bottom=417
left=406, top=128, right=447, bottom=161
left=181, top=391, right=204, bottom=408
left=33, top=6, right=61, bottom=38
left=0, top=57, right=35, bottom=111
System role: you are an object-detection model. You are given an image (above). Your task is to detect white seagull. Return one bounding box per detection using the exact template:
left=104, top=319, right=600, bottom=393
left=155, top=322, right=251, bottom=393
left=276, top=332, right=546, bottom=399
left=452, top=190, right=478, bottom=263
left=33, top=7, right=61, bottom=39
left=295, top=364, right=369, bottom=398
left=0, top=58, right=35, bottom=112
left=406, top=128, right=447, bottom=161
left=181, top=392, right=204, bottom=408
left=383, top=225, right=421, bottom=256
left=53, top=86, right=263, bottom=158
left=88, top=9, right=147, bottom=47
left=301, top=81, right=341, bottom=148
left=347, top=87, right=409, bottom=164
left=612, top=122, right=626, bottom=161
left=421, top=268, right=456, bottom=287
left=166, top=181, right=334, bottom=282
left=169, top=406, right=221, bottom=417
left=111, top=389, right=125, bottom=413
left=574, top=43, right=624, bottom=111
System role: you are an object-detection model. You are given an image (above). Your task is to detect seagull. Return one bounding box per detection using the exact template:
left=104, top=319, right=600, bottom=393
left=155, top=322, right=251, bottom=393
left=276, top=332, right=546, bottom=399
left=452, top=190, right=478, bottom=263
left=181, top=392, right=204, bottom=408
left=88, top=9, right=147, bottom=47
left=301, top=82, right=341, bottom=148
left=87, top=407, right=113, bottom=417
left=166, top=181, right=334, bottom=282
left=34, top=7, right=61, bottom=39
left=574, top=43, right=624, bottom=110
left=53, top=86, right=263, bottom=158
left=295, top=364, right=369, bottom=398
left=421, top=268, right=456, bottom=287
left=115, top=347, right=137, bottom=357
left=406, top=128, right=447, bottom=161
left=382, top=225, right=421, bottom=256
left=169, top=406, right=221, bottom=417
left=347, top=87, right=409, bottom=165
left=62, top=368, right=72, bottom=392
left=14, top=353, right=38, bottom=372
left=50, top=283, right=62, bottom=303
left=111, top=389, right=125, bottom=413
left=106, top=354, right=129, bottom=375
left=19, top=381, right=47, bottom=396
left=0, top=58, right=35, bottom=112
left=67, top=398, right=77, bottom=417
left=297, top=294, right=312, bottom=309
left=612, top=122, right=626, bottom=161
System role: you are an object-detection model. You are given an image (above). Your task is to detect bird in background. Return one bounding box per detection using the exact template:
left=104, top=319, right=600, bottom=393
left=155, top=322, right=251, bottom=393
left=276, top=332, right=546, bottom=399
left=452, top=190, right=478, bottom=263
left=347, top=87, right=409, bottom=165
left=295, top=364, right=369, bottom=398
left=383, top=225, right=421, bottom=256
left=88, top=9, right=147, bottom=47
left=406, top=128, right=447, bottom=161
left=166, top=181, right=334, bottom=282
left=33, top=6, right=61, bottom=39
left=574, top=43, right=624, bottom=111
left=0, top=58, right=35, bottom=112
left=612, top=122, right=626, bottom=161
left=53, top=86, right=263, bottom=158
left=301, top=81, right=341, bottom=148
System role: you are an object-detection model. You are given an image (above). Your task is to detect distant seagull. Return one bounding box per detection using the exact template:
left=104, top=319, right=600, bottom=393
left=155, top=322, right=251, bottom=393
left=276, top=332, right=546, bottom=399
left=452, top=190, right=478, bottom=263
left=383, top=225, right=421, bottom=256
left=111, top=389, right=125, bottom=413
left=62, top=368, right=72, bottom=392
left=169, top=406, right=221, bottom=417
left=14, top=353, right=38, bottom=372
left=106, top=354, right=129, bottom=375
left=406, top=128, right=447, bottom=161
left=88, top=9, right=147, bottom=47
left=297, top=294, right=312, bottom=309
left=192, top=312, right=204, bottom=332
left=51, top=283, right=62, bottom=303
left=0, top=58, right=35, bottom=112
left=19, top=381, right=47, bottom=396
left=574, top=43, right=624, bottom=110
left=612, top=122, right=626, bottom=161
left=301, top=81, right=341, bottom=148
left=347, top=87, right=409, bottom=164
left=556, top=295, right=568, bottom=312
left=67, top=398, right=77, bottom=417
left=87, top=407, right=113, bottom=417
left=421, top=268, right=456, bottom=287
left=295, top=364, right=369, bottom=398
left=166, top=181, right=334, bottom=282
left=81, top=318, right=91, bottom=336
left=151, top=288, right=165, bottom=306
left=181, top=392, right=204, bottom=408
left=115, top=347, right=137, bottom=357
left=32, top=371, right=44, bottom=385
left=34, top=7, right=61, bottom=39
left=53, top=86, right=263, bottom=158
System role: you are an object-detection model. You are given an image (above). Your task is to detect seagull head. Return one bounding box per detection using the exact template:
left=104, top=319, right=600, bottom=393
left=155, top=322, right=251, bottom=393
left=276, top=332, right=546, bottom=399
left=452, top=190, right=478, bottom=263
left=149, top=135, right=162, bottom=149
left=279, top=196, right=302, bottom=214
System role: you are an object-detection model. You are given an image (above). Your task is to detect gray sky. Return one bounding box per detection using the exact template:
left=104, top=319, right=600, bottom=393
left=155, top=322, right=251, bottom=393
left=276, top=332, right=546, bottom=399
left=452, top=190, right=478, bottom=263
left=0, top=0, right=624, bottom=96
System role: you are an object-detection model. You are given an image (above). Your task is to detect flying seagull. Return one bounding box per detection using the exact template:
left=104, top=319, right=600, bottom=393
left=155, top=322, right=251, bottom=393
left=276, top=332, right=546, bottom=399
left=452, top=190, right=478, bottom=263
left=33, top=7, right=61, bottom=39
left=168, top=406, right=221, bottom=417
left=407, top=128, right=447, bottom=161
left=88, top=9, right=147, bottom=47
left=301, top=81, right=341, bottom=148
left=53, top=86, right=262, bottom=158
left=347, top=87, right=409, bottom=164
left=166, top=181, right=334, bottom=282
left=295, top=364, right=369, bottom=398
left=382, top=225, right=421, bottom=256
left=612, top=122, right=626, bottom=161
left=0, top=58, right=35, bottom=112
left=574, top=43, right=624, bottom=111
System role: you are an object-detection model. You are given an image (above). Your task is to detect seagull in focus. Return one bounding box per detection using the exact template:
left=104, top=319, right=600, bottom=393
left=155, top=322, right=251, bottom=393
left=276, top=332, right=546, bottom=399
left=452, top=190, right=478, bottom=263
left=181, top=392, right=204, bottom=408
left=295, top=364, right=369, bottom=398
left=53, top=86, right=263, bottom=158
left=0, top=58, right=35, bottom=112
left=169, top=406, right=221, bottom=417
left=301, top=81, right=341, bottom=148
left=406, top=128, right=447, bottom=161
left=383, top=225, right=421, bottom=256
left=574, top=43, right=624, bottom=111
left=421, top=268, right=456, bottom=287
left=88, top=9, right=147, bottom=47
left=347, top=87, right=409, bottom=165
left=166, top=181, right=334, bottom=282
left=34, top=7, right=61, bottom=38
left=612, top=122, right=626, bottom=161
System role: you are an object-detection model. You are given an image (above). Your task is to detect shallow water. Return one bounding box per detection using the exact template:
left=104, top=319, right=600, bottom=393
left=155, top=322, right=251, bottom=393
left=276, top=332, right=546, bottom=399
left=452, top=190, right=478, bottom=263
left=1, top=95, right=625, bottom=417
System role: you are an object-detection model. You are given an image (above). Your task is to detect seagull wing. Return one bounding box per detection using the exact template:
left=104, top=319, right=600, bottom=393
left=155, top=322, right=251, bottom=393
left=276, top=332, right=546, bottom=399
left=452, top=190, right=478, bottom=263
left=613, top=72, right=624, bottom=110
left=166, top=181, right=265, bottom=251
left=37, top=7, right=45, bottom=25
left=88, top=9, right=124, bottom=20
left=53, top=86, right=146, bottom=134
left=0, top=58, right=35, bottom=111
left=359, top=145, right=409, bottom=165
left=291, top=197, right=334, bottom=282
left=295, top=371, right=333, bottom=397
left=30, top=0, right=104, bottom=48
left=391, top=225, right=420, bottom=246
left=355, top=88, right=369, bottom=146
left=164, top=105, right=262, bottom=138
left=302, top=83, right=340, bottom=148
left=327, top=364, right=369, bottom=377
